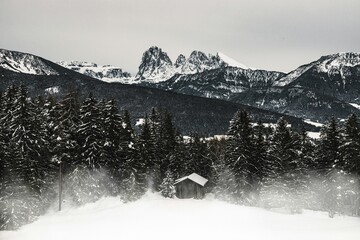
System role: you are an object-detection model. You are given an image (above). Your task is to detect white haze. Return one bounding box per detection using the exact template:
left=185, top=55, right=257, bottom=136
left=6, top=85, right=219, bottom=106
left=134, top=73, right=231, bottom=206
left=1, top=192, right=360, bottom=240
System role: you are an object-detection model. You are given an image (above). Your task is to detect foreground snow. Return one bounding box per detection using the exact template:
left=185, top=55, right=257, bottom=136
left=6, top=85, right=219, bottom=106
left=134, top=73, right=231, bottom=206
left=1, top=193, right=360, bottom=240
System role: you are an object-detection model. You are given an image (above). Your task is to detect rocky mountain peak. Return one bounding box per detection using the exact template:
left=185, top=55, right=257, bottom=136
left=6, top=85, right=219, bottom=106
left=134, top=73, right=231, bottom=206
left=136, top=46, right=174, bottom=81
left=179, top=50, right=219, bottom=74
left=175, top=54, right=186, bottom=68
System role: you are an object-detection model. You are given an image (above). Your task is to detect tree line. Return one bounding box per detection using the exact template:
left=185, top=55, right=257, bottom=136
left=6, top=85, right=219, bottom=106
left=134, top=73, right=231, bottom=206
left=0, top=85, right=359, bottom=230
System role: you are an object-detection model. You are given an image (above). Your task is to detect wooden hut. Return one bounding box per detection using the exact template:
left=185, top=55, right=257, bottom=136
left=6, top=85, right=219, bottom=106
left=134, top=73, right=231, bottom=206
left=174, top=173, right=208, bottom=199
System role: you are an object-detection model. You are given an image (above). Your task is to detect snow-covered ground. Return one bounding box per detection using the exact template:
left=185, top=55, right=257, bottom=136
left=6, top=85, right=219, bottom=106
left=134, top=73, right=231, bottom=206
left=1, top=192, right=360, bottom=240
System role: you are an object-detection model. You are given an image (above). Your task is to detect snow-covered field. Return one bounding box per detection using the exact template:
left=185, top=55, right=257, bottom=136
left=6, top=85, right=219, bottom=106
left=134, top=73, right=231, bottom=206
left=1, top=192, right=360, bottom=240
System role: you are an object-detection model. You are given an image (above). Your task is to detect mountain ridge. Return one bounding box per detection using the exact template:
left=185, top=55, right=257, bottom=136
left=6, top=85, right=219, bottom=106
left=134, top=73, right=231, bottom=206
left=2, top=47, right=360, bottom=124
left=0, top=49, right=315, bottom=135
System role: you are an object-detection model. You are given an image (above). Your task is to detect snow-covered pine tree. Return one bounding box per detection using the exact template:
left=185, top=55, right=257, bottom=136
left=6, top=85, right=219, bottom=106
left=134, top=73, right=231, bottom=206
left=340, top=114, right=360, bottom=215
left=251, top=121, right=270, bottom=203
left=296, top=127, right=317, bottom=210
left=0, top=146, right=41, bottom=230
left=168, top=136, right=193, bottom=179
left=118, top=109, right=142, bottom=185
left=225, top=110, right=256, bottom=204
left=317, top=117, right=343, bottom=217
left=36, top=95, right=58, bottom=208
left=120, top=171, right=143, bottom=202
left=342, top=114, right=360, bottom=174
left=64, top=96, right=111, bottom=204
left=189, top=134, right=212, bottom=180
left=260, top=118, right=305, bottom=212
left=159, top=170, right=176, bottom=198
left=101, top=99, right=125, bottom=195
left=148, top=108, right=177, bottom=189
left=207, top=137, right=227, bottom=191
left=56, top=91, right=80, bottom=175
left=10, top=85, right=48, bottom=197
left=63, top=165, right=112, bottom=205
left=158, top=109, right=177, bottom=181
left=213, top=159, right=238, bottom=203
left=77, top=96, right=105, bottom=168
left=0, top=86, right=45, bottom=229
left=136, top=115, right=158, bottom=190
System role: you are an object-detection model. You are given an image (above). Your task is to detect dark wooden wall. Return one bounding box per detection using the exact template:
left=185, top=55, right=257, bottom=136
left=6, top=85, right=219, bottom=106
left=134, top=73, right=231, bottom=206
left=175, top=179, right=205, bottom=199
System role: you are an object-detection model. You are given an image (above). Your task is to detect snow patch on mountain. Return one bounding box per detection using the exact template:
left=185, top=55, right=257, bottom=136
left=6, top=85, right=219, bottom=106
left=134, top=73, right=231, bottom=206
left=0, top=49, right=58, bottom=75
left=349, top=103, right=360, bottom=110
left=317, top=52, right=360, bottom=72
left=58, top=61, right=134, bottom=83
left=274, top=52, right=360, bottom=87
left=304, top=119, right=323, bottom=127
left=45, top=86, right=60, bottom=94
left=274, top=63, right=314, bottom=87
left=217, top=52, right=250, bottom=69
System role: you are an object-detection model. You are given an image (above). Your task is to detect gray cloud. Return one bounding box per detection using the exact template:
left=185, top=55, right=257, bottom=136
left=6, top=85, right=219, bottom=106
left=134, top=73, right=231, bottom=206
left=1, top=0, right=359, bottom=74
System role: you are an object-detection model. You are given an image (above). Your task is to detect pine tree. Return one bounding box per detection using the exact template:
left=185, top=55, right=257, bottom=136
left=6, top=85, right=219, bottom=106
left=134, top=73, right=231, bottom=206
left=136, top=115, right=158, bottom=190
left=225, top=110, right=256, bottom=204
left=0, top=86, right=45, bottom=229
left=148, top=108, right=177, bottom=189
left=63, top=165, right=112, bottom=205
left=340, top=114, right=360, bottom=215
left=77, top=96, right=105, bottom=168
left=10, top=86, right=47, bottom=195
left=252, top=121, right=270, bottom=202
left=213, top=160, right=238, bottom=203
left=56, top=91, right=80, bottom=175
left=159, top=170, right=176, bottom=198
left=342, top=114, right=360, bottom=175
left=189, top=134, right=211, bottom=179
left=101, top=99, right=125, bottom=195
left=120, top=172, right=143, bottom=202
left=317, top=117, right=343, bottom=217
left=260, top=118, right=304, bottom=212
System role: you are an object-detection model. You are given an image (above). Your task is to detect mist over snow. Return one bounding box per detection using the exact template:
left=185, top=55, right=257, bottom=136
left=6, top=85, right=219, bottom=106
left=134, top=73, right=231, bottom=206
left=1, top=192, right=360, bottom=240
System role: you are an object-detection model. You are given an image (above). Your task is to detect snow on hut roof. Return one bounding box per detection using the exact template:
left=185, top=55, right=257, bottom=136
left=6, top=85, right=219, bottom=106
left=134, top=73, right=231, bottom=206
left=174, top=173, right=208, bottom=186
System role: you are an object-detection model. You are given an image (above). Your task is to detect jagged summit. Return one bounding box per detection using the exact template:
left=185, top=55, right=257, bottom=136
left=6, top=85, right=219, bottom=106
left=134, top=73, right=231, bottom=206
left=136, top=46, right=174, bottom=81
left=174, top=54, right=186, bottom=68
left=178, top=50, right=220, bottom=74
left=0, top=49, right=59, bottom=75
left=135, top=46, right=252, bottom=82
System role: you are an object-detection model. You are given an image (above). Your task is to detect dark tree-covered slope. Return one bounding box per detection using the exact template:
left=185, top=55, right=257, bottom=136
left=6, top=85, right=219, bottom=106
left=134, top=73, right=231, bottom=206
left=0, top=66, right=315, bottom=135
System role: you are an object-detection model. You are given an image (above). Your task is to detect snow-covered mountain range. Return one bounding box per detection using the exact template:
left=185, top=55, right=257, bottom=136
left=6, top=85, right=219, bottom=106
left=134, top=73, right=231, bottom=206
left=56, top=46, right=253, bottom=83
left=135, top=46, right=252, bottom=82
left=1, top=46, right=360, bottom=123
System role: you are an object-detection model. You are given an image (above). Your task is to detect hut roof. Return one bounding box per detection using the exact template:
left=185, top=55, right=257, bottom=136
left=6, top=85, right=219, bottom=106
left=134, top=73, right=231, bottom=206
left=174, top=173, right=208, bottom=187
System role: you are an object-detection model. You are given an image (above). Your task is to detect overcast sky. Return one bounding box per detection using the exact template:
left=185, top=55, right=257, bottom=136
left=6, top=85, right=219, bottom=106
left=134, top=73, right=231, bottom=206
left=1, top=0, right=360, bottom=74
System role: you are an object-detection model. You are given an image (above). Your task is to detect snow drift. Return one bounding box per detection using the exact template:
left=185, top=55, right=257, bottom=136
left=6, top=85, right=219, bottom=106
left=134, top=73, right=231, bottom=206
left=1, top=192, right=360, bottom=240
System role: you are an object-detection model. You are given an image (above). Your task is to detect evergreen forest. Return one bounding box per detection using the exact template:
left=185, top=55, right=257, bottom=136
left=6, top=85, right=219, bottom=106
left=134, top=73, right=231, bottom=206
left=1, top=85, right=360, bottom=230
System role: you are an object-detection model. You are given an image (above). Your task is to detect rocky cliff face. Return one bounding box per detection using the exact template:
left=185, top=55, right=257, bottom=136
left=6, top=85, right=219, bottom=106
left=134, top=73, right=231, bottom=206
left=135, top=46, right=174, bottom=82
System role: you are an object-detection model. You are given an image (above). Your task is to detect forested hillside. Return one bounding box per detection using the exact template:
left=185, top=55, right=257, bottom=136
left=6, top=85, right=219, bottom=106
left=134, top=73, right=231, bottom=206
left=1, top=85, right=359, bottom=230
